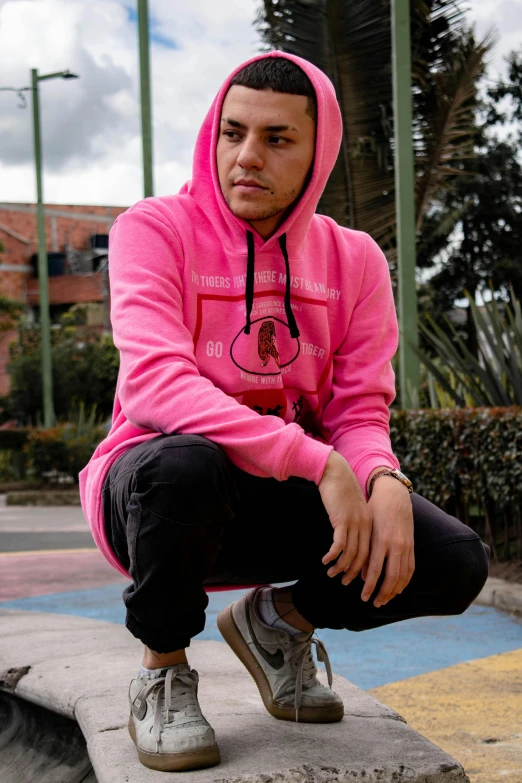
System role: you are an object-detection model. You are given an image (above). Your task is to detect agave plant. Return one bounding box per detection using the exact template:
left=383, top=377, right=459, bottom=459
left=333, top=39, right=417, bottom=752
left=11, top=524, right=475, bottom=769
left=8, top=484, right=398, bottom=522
left=426, top=366, right=477, bottom=409
left=256, top=0, right=496, bottom=262
left=410, top=285, right=522, bottom=407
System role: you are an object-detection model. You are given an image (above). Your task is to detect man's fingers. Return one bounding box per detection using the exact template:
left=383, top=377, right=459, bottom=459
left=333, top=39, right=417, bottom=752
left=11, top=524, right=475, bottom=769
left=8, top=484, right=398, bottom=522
left=328, top=528, right=358, bottom=577
left=322, top=541, right=344, bottom=566
left=386, top=549, right=412, bottom=602
left=374, top=552, right=401, bottom=607
left=342, top=526, right=371, bottom=585
left=360, top=546, right=386, bottom=602
left=409, top=549, right=415, bottom=579
left=390, top=549, right=416, bottom=601
left=322, top=525, right=347, bottom=566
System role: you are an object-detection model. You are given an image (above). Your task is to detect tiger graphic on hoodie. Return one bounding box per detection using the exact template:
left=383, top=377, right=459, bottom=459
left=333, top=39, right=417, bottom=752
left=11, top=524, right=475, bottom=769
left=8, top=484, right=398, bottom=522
left=258, top=320, right=280, bottom=368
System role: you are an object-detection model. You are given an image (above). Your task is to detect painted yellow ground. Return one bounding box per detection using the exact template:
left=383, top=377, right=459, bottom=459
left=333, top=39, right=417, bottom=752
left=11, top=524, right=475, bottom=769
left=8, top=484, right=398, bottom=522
left=369, top=648, right=522, bottom=783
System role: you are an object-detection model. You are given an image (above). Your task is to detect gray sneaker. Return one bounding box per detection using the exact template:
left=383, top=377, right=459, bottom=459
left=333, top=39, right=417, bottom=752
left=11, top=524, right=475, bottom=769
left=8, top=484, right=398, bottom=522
left=217, top=587, right=344, bottom=723
left=128, top=664, right=220, bottom=771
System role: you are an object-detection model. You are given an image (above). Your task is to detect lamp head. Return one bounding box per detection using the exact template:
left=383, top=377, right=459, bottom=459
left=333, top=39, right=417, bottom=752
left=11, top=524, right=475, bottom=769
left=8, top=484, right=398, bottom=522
left=61, top=70, right=79, bottom=79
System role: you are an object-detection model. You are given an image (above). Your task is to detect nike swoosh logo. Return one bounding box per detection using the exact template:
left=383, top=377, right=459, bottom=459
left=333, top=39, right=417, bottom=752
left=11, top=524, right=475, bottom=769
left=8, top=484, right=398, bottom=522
left=245, top=602, right=285, bottom=670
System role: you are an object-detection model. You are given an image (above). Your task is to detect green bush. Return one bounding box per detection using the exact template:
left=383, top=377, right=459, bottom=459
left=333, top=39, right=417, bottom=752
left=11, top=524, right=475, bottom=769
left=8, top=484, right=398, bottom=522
left=0, top=429, right=30, bottom=481
left=23, top=406, right=107, bottom=484
left=5, top=310, right=119, bottom=425
left=391, top=407, right=522, bottom=561
left=0, top=429, right=29, bottom=450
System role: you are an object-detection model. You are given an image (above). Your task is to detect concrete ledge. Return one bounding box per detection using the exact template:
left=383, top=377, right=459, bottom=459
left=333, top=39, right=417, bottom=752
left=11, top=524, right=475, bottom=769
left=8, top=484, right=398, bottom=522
left=0, top=690, right=95, bottom=783
left=5, top=489, right=81, bottom=506
left=0, top=610, right=469, bottom=783
left=0, top=481, right=43, bottom=493
left=475, top=576, right=522, bottom=616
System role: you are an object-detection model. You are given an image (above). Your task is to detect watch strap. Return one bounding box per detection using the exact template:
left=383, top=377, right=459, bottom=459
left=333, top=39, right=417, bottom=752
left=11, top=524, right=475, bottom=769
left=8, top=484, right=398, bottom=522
left=368, top=468, right=413, bottom=498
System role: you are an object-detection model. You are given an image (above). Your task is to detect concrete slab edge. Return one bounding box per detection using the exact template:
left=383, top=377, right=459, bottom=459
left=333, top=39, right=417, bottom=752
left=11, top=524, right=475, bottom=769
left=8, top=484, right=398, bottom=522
left=475, top=575, right=522, bottom=615
left=0, top=611, right=470, bottom=783
left=5, top=489, right=81, bottom=506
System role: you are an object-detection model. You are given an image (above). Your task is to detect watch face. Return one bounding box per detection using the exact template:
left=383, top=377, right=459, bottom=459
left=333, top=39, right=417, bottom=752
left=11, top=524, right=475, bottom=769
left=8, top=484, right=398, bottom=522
left=394, top=470, right=413, bottom=488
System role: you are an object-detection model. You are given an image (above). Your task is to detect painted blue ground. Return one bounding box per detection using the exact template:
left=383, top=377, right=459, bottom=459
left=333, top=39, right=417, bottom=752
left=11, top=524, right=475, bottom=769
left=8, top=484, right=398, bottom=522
left=1, top=585, right=521, bottom=690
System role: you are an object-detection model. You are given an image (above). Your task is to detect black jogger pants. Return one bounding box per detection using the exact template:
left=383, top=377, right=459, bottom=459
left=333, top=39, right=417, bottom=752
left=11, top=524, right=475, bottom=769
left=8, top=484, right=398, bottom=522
left=102, top=434, right=490, bottom=653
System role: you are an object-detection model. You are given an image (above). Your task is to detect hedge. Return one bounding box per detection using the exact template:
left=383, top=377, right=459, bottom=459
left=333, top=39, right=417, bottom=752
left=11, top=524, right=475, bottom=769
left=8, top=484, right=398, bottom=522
left=391, top=407, right=522, bottom=561
left=0, top=429, right=29, bottom=481
left=0, top=423, right=106, bottom=485
left=0, top=429, right=29, bottom=450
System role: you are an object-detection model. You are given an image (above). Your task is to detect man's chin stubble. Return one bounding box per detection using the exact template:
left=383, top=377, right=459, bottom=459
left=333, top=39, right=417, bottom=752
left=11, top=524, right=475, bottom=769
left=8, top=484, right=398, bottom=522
left=225, top=198, right=285, bottom=224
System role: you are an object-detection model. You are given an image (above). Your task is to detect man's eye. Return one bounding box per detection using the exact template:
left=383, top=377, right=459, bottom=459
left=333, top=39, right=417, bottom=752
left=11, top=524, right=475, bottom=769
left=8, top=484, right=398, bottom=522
left=268, top=136, right=285, bottom=144
left=224, top=130, right=240, bottom=139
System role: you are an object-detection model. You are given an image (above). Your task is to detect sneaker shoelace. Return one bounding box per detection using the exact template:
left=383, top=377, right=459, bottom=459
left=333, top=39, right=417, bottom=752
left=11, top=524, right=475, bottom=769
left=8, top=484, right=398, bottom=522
left=133, top=668, right=202, bottom=750
left=284, top=635, right=334, bottom=721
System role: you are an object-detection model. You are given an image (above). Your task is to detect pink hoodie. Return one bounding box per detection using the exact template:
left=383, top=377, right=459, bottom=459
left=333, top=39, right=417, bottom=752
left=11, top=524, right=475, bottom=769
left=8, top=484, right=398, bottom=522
left=79, top=51, right=400, bottom=577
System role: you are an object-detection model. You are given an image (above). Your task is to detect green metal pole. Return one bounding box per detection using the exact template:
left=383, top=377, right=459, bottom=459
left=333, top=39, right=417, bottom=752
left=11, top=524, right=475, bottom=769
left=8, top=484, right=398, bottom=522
left=138, top=0, right=154, bottom=197
left=391, top=0, right=419, bottom=409
left=31, top=68, right=55, bottom=428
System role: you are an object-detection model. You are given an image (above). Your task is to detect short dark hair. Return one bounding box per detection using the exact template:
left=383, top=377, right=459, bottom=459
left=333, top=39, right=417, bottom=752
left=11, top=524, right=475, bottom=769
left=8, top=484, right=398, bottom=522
left=230, top=58, right=317, bottom=122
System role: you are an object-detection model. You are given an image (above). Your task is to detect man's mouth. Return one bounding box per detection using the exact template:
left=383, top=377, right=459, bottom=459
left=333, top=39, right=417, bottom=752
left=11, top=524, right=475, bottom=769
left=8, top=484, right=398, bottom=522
left=233, top=179, right=268, bottom=191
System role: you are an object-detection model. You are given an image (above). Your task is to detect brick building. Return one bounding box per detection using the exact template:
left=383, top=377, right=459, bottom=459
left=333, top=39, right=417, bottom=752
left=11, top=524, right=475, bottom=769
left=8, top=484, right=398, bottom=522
left=0, top=202, right=128, bottom=394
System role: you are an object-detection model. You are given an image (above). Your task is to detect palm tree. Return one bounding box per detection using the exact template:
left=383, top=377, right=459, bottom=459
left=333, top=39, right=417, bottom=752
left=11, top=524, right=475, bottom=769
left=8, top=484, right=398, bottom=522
left=256, top=0, right=496, bottom=266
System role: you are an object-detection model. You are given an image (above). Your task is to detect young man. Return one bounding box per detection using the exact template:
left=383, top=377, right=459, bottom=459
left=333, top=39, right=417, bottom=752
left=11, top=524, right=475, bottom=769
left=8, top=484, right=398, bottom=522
left=80, top=53, right=489, bottom=773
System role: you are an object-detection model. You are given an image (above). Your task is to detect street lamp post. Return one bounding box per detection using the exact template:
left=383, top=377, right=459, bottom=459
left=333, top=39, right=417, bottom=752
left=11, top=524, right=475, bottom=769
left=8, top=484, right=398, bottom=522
left=391, top=0, right=419, bottom=409
left=30, top=68, right=78, bottom=428
left=137, top=0, right=154, bottom=197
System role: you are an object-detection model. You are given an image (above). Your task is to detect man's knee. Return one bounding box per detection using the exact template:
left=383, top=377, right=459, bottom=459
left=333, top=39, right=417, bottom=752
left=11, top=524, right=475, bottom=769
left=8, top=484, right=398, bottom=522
left=135, top=435, right=238, bottom=524
left=435, top=536, right=490, bottom=615
left=144, top=434, right=228, bottom=483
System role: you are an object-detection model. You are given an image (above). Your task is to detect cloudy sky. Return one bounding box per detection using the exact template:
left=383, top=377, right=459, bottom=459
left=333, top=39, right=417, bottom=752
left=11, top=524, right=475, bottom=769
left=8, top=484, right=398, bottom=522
left=0, top=0, right=520, bottom=207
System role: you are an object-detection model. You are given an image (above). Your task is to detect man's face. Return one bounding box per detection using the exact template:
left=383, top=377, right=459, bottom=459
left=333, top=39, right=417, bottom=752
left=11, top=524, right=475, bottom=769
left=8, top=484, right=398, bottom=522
left=217, top=85, right=316, bottom=239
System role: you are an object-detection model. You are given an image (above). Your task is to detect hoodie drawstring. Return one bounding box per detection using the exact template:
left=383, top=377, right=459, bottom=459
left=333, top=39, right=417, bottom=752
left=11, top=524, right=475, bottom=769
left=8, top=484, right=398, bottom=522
left=245, top=231, right=256, bottom=335
left=244, top=230, right=300, bottom=340
left=278, top=233, right=300, bottom=339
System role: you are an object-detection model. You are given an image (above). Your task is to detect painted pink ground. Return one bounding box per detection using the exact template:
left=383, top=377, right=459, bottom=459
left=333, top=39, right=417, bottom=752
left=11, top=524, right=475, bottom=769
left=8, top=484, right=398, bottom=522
left=0, top=550, right=128, bottom=601
left=0, top=549, right=262, bottom=601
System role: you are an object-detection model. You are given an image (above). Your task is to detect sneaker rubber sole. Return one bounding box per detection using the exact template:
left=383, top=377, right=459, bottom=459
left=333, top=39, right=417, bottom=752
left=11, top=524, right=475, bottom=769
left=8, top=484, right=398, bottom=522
left=128, top=716, right=221, bottom=771
left=217, top=602, right=344, bottom=723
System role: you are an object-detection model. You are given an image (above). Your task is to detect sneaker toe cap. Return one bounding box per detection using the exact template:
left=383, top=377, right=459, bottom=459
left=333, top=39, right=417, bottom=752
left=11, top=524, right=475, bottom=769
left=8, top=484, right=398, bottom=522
left=301, top=685, right=344, bottom=708
left=278, top=683, right=343, bottom=709
left=136, top=722, right=216, bottom=754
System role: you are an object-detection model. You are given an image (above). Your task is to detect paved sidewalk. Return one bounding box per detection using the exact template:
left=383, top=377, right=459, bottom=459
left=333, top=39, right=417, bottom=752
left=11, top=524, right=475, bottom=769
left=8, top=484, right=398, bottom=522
left=475, top=576, right=522, bottom=616
left=0, top=500, right=94, bottom=553
left=371, top=649, right=522, bottom=783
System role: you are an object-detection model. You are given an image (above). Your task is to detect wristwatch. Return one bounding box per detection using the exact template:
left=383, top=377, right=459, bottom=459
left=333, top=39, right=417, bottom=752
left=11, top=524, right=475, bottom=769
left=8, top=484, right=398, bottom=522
left=368, top=468, right=413, bottom=498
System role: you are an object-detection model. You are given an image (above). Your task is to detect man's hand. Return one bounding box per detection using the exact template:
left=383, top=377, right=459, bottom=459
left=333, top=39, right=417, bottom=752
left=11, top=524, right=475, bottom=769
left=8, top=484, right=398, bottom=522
left=361, top=475, right=414, bottom=607
left=319, top=451, right=372, bottom=585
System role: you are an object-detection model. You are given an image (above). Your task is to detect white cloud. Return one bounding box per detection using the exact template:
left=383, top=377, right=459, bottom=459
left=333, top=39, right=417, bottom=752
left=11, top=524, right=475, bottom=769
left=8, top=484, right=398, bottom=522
left=469, top=0, right=522, bottom=79
left=0, top=0, right=520, bottom=207
left=0, top=0, right=260, bottom=205
left=0, top=1, right=136, bottom=180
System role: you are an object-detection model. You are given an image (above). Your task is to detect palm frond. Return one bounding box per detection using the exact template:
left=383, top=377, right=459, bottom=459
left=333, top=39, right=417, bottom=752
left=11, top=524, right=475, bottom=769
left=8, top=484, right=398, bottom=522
left=256, top=0, right=494, bottom=265
left=414, top=27, right=498, bottom=232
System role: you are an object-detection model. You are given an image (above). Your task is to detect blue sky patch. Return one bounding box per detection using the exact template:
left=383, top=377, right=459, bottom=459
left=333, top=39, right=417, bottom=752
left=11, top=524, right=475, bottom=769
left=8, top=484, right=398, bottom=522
left=127, top=7, right=178, bottom=50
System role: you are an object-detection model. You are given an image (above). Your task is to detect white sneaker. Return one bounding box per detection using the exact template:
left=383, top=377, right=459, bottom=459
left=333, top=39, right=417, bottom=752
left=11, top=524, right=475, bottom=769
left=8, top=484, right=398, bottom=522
left=128, top=664, right=220, bottom=771
left=217, top=587, right=344, bottom=723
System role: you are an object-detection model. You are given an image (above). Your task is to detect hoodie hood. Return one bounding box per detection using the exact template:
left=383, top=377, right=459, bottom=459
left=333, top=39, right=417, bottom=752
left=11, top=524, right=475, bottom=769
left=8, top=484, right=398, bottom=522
left=185, top=51, right=343, bottom=257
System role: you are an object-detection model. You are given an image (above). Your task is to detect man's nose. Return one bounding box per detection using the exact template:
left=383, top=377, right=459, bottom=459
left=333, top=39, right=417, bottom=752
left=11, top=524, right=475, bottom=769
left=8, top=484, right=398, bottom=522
left=236, top=136, right=264, bottom=170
